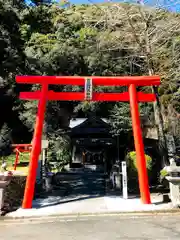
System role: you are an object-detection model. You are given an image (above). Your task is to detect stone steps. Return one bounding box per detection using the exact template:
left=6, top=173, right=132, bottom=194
left=51, top=171, right=107, bottom=197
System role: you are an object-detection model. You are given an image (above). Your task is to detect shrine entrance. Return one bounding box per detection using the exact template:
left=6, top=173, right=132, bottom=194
left=69, top=117, right=115, bottom=172
left=16, top=75, right=160, bottom=209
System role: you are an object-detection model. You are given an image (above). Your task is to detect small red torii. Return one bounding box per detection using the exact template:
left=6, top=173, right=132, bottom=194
left=16, top=75, right=160, bottom=209
left=12, top=144, right=32, bottom=171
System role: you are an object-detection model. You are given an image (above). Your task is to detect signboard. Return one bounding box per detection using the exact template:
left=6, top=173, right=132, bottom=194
left=121, top=161, right=128, bottom=199
left=85, top=78, right=93, bottom=101
left=41, top=140, right=49, bottom=149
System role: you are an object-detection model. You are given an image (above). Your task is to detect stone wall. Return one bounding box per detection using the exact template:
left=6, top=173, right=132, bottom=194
left=2, top=176, right=26, bottom=213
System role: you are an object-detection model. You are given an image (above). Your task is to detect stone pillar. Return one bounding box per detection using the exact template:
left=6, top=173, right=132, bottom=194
left=41, top=140, right=49, bottom=192
left=111, top=164, right=121, bottom=191
left=169, top=182, right=180, bottom=207
left=115, top=173, right=121, bottom=190
left=72, top=145, right=76, bottom=163
left=36, top=160, right=42, bottom=185
left=0, top=188, right=5, bottom=211
left=0, top=176, right=12, bottom=213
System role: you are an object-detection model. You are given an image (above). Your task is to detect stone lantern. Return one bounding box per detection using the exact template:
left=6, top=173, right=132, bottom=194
left=164, top=158, right=180, bottom=207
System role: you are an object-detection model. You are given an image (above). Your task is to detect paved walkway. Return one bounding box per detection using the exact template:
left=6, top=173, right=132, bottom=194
left=7, top=194, right=174, bottom=218
left=6, top=172, right=175, bottom=218
left=1, top=215, right=180, bottom=239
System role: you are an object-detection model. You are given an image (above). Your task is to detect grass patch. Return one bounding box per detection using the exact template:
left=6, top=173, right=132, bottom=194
left=8, top=166, right=29, bottom=176
left=5, top=152, right=30, bottom=165
left=1, top=153, right=30, bottom=176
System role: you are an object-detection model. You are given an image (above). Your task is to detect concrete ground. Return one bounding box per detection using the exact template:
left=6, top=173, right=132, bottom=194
left=6, top=194, right=174, bottom=218
left=1, top=214, right=180, bottom=239
left=6, top=172, right=175, bottom=218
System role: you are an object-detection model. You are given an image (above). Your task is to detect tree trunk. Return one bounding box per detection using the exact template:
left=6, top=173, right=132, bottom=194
left=125, top=4, right=169, bottom=166
left=142, top=10, right=169, bottom=166
left=146, top=57, right=169, bottom=166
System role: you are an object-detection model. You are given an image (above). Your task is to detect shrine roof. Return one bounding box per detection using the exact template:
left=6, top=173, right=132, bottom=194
left=69, top=118, right=108, bottom=129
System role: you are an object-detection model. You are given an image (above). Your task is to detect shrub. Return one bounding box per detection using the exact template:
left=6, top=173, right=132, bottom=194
left=159, top=168, right=169, bottom=188
left=126, top=151, right=153, bottom=193
left=160, top=169, right=169, bottom=179
left=126, top=151, right=152, bottom=172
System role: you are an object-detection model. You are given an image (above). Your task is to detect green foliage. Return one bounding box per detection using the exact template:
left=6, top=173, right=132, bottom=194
left=0, top=0, right=25, bottom=85
left=0, top=1, right=180, bottom=158
left=4, top=152, right=30, bottom=166
left=159, top=168, right=169, bottom=188
left=160, top=168, right=169, bottom=179
left=47, top=134, right=71, bottom=170
left=127, top=151, right=152, bottom=172
left=126, top=151, right=153, bottom=192
left=110, top=103, right=132, bottom=135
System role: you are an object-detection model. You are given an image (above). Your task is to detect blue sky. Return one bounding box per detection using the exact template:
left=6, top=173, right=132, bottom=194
left=70, top=0, right=180, bottom=12
left=26, top=0, right=180, bottom=12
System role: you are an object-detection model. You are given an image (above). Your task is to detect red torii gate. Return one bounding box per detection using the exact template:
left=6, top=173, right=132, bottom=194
left=16, top=75, right=160, bottom=209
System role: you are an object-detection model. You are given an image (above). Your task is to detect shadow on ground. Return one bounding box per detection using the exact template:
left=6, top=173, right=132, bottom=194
left=33, top=172, right=107, bottom=208
left=33, top=172, right=169, bottom=209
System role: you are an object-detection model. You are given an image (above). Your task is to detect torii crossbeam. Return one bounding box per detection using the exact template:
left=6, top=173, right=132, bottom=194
left=16, top=75, right=161, bottom=209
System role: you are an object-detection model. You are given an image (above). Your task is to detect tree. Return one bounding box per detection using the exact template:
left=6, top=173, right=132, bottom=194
left=110, top=103, right=132, bottom=135
left=87, top=1, right=180, bottom=165
left=122, top=2, right=180, bottom=165
left=0, top=1, right=179, bottom=165
left=0, top=0, right=32, bottom=153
